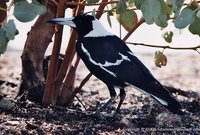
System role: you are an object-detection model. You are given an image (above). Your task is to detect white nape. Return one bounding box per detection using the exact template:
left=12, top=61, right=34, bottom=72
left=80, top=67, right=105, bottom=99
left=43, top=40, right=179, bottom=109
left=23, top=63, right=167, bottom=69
left=84, top=19, right=114, bottom=37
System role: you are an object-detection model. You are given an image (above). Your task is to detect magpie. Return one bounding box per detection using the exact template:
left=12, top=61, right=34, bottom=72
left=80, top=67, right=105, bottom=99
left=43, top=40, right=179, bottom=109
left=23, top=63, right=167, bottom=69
left=48, top=14, right=184, bottom=116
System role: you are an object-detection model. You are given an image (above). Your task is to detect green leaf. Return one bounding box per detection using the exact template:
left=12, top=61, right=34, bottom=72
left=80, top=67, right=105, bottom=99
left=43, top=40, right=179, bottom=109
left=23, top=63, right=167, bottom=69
left=134, top=0, right=145, bottom=9
left=0, top=28, right=7, bottom=54
left=4, top=20, right=18, bottom=40
left=155, top=14, right=168, bottom=28
left=158, top=0, right=172, bottom=14
left=140, top=0, right=161, bottom=24
left=167, top=0, right=184, bottom=15
left=117, top=10, right=138, bottom=31
left=116, top=0, right=127, bottom=14
left=162, top=31, right=173, bottom=43
left=86, top=0, right=99, bottom=3
left=174, top=8, right=194, bottom=29
left=14, top=0, right=46, bottom=22
left=189, top=17, right=200, bottom=36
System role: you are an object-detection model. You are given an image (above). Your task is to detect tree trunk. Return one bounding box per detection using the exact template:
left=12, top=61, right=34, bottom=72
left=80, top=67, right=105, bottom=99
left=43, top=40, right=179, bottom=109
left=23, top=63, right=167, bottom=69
left=18, top=2, right=56, bottom=102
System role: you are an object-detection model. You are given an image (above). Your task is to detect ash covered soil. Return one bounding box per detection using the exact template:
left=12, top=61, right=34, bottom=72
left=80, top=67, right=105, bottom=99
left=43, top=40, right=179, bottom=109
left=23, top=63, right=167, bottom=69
left=0, top=51, right=199, bottom=135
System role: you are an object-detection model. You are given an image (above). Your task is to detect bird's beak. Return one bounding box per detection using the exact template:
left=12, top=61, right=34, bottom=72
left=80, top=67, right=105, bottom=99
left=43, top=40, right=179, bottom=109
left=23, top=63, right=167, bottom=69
left=47, top=17, right=76, bottom=28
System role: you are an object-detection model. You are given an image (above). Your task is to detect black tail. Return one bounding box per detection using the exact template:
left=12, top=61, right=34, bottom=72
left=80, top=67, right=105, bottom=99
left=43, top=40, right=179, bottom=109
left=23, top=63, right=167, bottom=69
left=140, top=81, right=184, bottom=115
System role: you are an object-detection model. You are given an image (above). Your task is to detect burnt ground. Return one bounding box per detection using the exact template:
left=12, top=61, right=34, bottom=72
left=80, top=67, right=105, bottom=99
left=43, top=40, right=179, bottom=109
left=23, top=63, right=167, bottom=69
left=0, top=51, right=200, bottom=135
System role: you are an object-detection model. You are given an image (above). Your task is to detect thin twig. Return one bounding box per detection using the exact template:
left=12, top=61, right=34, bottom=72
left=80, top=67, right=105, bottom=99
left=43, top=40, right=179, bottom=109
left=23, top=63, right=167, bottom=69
left=49, top=0, right=58, bottom=6
left=63, top=83, right=87, bottom=110
left=0, top=7, right=7, bottom=11
left=123, top=18, right=145, bottom=41
left=126, top=42, right=200, bottom=53
left=78, top=73, right=93, bottom=90
left=95, top=0, right=109, bottom=19
left=0, top=0, right=14, bottom=11
left=85, top=7, right=138, bottom=14
left=15, top=81, right=45, bottom=100
left=65, top=1, right=119, bottom=6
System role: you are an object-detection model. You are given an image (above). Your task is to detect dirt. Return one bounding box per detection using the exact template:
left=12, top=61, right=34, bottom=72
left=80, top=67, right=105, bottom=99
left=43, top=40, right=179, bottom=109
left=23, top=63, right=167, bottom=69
left=0, top=51, right=199, bottom=135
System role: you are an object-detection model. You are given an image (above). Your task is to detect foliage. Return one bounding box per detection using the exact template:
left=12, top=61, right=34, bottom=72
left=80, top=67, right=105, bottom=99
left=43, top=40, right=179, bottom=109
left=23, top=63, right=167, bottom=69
left=84, top=0, right=200, bottom=51
left=108, top=0, right=200, bottom=36
left=86, top=0, right=200, bottom=66
left=0, top=0, right=46, bottom=55
left=1, top=0, right=200, bottom=56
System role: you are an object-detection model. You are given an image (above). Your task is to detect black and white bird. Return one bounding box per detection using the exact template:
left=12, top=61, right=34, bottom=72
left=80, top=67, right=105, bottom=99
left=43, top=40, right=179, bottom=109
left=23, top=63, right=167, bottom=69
left=48, top=14, right=184, bottom=116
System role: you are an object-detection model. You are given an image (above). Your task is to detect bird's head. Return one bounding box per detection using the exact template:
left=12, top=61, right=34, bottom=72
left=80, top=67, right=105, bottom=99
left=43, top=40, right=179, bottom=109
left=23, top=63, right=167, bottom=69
left=48, top=14, right=96, bottom=37
left=48, top=14, right=113, bottom=38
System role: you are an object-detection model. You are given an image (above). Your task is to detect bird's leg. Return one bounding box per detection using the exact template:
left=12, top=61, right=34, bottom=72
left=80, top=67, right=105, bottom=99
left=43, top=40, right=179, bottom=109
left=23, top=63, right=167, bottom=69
left=94, top=85, right=116, bottom=115
left=113, top=88, right=126, bottom=117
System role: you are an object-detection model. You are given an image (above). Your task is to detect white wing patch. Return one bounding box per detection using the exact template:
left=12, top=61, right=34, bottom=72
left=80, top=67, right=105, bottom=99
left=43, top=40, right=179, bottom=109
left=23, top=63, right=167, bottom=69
left=101, top=53, right=131, bottom=67
left=128, top=51, right=135, bottom=56
left=81, top=43, right=130, bottom=77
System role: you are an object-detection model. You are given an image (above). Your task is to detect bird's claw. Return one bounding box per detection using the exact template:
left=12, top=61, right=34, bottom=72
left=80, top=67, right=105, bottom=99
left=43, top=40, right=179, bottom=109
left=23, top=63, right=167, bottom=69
left=93, top=112, right=108, bottom=121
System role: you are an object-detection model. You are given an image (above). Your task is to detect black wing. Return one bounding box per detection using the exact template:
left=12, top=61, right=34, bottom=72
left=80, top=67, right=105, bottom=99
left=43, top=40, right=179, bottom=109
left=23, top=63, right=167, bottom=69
left=76, top=35, right=155, bottom=87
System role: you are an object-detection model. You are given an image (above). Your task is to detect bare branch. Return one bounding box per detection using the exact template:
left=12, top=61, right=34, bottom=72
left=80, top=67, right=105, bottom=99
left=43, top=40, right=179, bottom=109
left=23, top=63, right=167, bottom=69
left=0, top=0, right=14, bottom=11
left=65, top=1, right=119, bottom=6
left=123, top=18, right=145, bottom=41
left=126, top=42, right=200, bottom=53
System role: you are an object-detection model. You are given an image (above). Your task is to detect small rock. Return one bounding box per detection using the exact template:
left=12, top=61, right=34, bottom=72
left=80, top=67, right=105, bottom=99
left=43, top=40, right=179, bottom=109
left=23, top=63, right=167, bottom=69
left=6, top=120, right=20, bottom=126
left=0, top=96, right=13, bottom=110
left=118, top=117, right=135, bottom=128
left=21, top=129, right=29, bottom=134
left=156, top=113, right=182, bottom=127
left=26, top=122, right=39, bottom=129
left=94, top=124, right=101, bottom=129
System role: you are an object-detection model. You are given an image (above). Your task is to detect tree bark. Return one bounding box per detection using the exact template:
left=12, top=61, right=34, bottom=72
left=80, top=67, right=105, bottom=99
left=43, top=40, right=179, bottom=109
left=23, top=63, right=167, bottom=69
left=18, top=2, right=56, bottom=102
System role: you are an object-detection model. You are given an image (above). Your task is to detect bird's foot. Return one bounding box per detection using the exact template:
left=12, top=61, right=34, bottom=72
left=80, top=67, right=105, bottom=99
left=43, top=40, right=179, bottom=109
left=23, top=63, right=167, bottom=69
left=112, top=110, right=122, bottom=119
left=112, top=111, right=119, bottom=118
left=93, top=112, right=107, bottom=121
